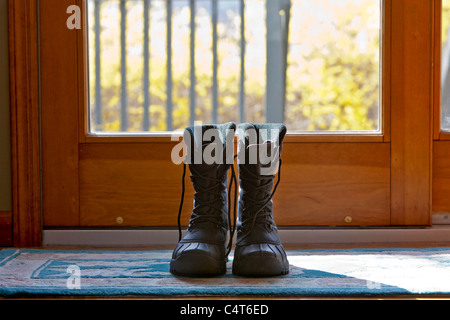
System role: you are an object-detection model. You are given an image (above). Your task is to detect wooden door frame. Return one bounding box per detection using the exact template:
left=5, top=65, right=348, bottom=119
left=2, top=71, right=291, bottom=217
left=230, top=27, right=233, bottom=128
left=8, top=0, right=41, bottom=247
left=8, top=0, right=437, bottom=246
left=432, top=0, right=450, bottom=213
left=390, top=0, right=434, bottom=225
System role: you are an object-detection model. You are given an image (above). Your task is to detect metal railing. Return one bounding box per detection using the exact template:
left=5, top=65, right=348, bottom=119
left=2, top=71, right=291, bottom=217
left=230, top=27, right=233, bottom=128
left=90, top=0, right=290, bottom=132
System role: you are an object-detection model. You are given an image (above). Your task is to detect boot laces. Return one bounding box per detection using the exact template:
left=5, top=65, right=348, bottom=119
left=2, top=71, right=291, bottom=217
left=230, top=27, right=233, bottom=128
left=237, top=158, right=282, bottom=244
left=177, top=158, right=238, bottom=257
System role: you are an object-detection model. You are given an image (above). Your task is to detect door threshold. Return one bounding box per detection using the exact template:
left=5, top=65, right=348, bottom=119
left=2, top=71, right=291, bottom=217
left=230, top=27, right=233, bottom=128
left=42, top=225, right=450, bottom=246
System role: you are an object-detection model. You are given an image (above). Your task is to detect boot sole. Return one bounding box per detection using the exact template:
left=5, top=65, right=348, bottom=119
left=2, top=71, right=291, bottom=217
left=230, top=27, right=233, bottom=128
left=170, top=253, right=227, bottom=277
left=232, top=255, right=290, bottom=277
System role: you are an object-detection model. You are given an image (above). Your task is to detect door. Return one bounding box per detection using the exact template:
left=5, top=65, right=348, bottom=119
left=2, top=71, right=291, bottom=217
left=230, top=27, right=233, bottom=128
left=38, top=0, right=433, bottom=231
left=434, top=0, right=450, bottom=216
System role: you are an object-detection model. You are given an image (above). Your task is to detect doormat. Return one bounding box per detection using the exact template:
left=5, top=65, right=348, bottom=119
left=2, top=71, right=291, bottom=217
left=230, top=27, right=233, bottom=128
left=1, top=248, right=449, bottom=297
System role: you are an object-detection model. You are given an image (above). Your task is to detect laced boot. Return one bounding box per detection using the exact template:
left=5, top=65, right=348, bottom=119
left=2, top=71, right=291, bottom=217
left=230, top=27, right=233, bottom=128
left=232, top=123, right=289, bottom=277
left=170, top=122, right=237, bottom=277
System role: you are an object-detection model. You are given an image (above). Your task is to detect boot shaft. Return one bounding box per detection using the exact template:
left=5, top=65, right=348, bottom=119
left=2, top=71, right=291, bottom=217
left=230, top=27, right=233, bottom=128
left=235, top=123, right=286, bottom=242
left=183, top=122, right=236, bottom=229
left=237, top=123, right=286, bottom=214
left=237, top=123, right=286, bottom=176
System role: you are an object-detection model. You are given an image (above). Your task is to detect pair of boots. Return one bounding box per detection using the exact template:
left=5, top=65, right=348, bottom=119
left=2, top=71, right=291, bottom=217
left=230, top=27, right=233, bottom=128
left=170, top=122, right=290, bottom=277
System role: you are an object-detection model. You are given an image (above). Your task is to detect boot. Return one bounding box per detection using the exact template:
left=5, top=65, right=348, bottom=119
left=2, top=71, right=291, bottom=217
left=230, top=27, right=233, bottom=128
left=170, top=122, right=237, bottom=276
left=232, top=123, right=290, bottom=277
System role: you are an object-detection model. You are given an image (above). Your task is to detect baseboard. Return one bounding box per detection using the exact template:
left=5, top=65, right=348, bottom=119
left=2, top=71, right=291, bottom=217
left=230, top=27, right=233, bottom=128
left=0, top=211, right=12, bottom=247
left=42, top=226, right=450, bottom=246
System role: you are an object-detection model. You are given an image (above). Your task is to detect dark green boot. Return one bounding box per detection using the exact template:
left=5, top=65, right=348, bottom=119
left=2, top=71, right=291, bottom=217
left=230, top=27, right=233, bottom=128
left=170, top=122, right=237, bottom=277
left=232, top=123, right=290, bottom=277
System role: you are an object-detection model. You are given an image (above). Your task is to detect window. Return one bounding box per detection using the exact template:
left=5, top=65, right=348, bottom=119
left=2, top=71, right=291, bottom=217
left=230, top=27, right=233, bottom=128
left=87, top=0, right=381, bottom=133
left=442, top=0, right=450, bottom=131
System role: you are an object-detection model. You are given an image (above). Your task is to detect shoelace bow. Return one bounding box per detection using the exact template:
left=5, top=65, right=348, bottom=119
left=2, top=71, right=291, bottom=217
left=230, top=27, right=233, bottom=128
left=177, top=155, right=238, bottom=257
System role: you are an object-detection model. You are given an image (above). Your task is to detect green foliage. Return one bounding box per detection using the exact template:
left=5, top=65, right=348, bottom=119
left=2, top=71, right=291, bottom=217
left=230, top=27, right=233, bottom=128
left=285, top=0, right=380, bottom=131
left=88, top=0, right=380, bottom=132
left=443, top=0, right=450, bottom=46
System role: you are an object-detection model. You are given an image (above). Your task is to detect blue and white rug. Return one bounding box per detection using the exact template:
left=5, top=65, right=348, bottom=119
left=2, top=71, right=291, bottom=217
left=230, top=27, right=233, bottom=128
left=1, top=248, right=450, bottom=297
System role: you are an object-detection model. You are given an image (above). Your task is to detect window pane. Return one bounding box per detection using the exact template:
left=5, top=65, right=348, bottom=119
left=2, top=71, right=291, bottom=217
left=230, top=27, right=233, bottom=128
left=286, top=0, right=381, bottom=131
left=443, top=0, right=450, bottom=131
left=87, top=0, right=381, bottom=133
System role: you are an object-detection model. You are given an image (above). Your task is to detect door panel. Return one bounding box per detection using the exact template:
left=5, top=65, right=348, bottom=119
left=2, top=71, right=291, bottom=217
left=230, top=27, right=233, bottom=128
left=275, top=142, right=391, bottom=226
left=433, top=141, right=450, bottom=212
left=79, top=143, right=189, bottom=227
left=39, top=0, right=435, bottom=230
left=77, top=142, right=390, bottom=227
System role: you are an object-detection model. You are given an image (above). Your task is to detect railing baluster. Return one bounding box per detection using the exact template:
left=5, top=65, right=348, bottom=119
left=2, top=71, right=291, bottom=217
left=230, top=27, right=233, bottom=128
left=120, top=0, right=128, bottom=131
left=266, top=0, right=289, bottom=123
left=190, top=0, right=196, bottom=126
left=143, top=0, right=151, bottom=131
left=166, top=0, right=173, bottom=131
left=239, top=0, right=245, bottom=123
left=94, top=0, right=102, bottom=130
left=212, top=0, right=218, bottom=124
